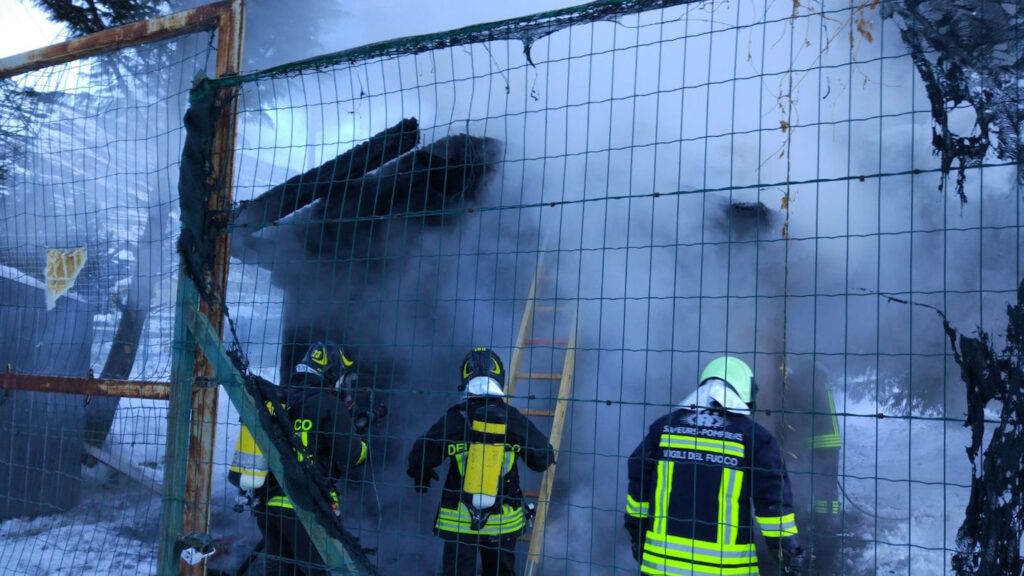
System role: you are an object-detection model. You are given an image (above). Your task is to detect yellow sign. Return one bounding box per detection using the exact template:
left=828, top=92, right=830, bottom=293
left=45, top=247, right=87, bottom=311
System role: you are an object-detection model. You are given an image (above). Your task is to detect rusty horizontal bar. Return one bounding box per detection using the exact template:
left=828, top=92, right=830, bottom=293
left=0, top=372, right=170, bottom=400
left=0, top=1, right=234, bottom=78
left=521, top=408, right=555, bottom=417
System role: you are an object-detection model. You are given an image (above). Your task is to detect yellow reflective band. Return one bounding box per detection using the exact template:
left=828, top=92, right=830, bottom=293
left=641, top=557, right=758, bottom=575
left=627, top=494, right=650, bottom=518
left=810, top=434, right=842, bottom=449
left=471, top=420, right=507, bottom=434
left=455, top=452, right=466, bottom=476
left=355, top=441, right=367, bottom=467
left=435, top=503, right=526, bottom=536
left=717, top=468, right=743, bottom=545
left=814, top=499, right=840, bottom=515
left=660, top=434, right=745, bottom=458
left=652, top=460, right=675, bottom=535
left=266, top=495, right=294, bottom=509
left=643, top=536, right=757, bottom=566
left=644, top=532, right=756, bottom=554
left=228, top=465, right=267, bottom=477
left=267, top=491, right=339, bottom=510
left=756, top=513, right=799, bottom=537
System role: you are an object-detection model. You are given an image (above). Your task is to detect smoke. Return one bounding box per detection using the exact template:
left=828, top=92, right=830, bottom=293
left=219, top=1, right=1024, bottom=574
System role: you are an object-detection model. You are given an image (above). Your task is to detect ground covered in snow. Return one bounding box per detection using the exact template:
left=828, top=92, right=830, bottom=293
left=0, top=390, right=979, bottom=575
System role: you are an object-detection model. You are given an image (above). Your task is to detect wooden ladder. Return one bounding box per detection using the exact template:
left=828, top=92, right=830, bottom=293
left=506, top=262, right=577, bottom=576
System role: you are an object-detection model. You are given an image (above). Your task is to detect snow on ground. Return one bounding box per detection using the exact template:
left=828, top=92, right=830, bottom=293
left=837, top=393, right=972, bottom=575
left=0, top=462, right=161, bottom=575
left=1, top=384, right=980, bottom=575
left=1, top=260, right=280, bottom=575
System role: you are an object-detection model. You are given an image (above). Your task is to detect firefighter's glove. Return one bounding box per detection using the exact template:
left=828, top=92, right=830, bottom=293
left=780, top=546, right=806, bottom=574
left=407, top=468, right=438, bottom=493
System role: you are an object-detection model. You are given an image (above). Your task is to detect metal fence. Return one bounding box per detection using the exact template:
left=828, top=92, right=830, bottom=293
left=2, top=0, right=1023, bottom=575
left=0, top=3, right=240, bottom=575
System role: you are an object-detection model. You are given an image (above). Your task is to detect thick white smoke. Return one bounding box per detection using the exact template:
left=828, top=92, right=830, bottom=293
left=220, top=1, right=1022, bottom=574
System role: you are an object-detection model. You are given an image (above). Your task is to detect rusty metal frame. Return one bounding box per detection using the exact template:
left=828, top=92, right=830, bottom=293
left=0, top=372, right=170, bottom=400
left=0, top=1, right=238, bottom=79
left=0, top=3, right=244, bottom=575
left=179, top=2, right=244, bottom=575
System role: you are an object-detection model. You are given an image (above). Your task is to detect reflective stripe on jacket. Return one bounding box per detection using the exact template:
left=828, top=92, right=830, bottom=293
left=260, top=375, right=367, bottom=510
left=626, top=408, right=800, bottom=574
left=266, top=490, right=340, bottom=510
left=435, top=502, right=526, bottom=536
left=407, top=396, right=554, bottom=540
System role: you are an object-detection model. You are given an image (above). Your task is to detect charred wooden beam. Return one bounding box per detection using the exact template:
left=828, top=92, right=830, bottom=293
left=277, top=134, right=501, bottom=382
left=230, top=117, right=420, bottom=235
left=0, top=372, right=170, bottom=400
left=307, top=134, right=501, bottom=253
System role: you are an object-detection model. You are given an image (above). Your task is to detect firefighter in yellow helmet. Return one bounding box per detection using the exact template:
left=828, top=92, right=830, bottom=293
left=247, top=341, right=368, bottom=576
left=624, top=356, right=805, bottom=574
left=407, top=348, right=555, bottom=575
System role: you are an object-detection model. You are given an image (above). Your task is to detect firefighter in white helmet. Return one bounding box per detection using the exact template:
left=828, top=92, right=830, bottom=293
left=624, top=356, right=805, bottom=574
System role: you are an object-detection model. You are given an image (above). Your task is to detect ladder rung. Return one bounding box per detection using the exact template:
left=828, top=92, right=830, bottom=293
left=524, top=490, right=540, bottom=499
left=515, top=372, right=562, bottom=380
left=534, top=305, right=568, bottom=313
left=524, top=338, right=569, bottom=346
left=522, top=409, right=555, bottom=417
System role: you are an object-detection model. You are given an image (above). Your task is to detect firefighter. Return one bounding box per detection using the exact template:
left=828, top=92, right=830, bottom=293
left=407, top=347, right=555, bottom=575
left=253, top=341, right=368, bottom=576
left=229, top=352, right=383, bottom=506
left=624, top=356, right=805, bottom=575
left=806, top=373, right=842, bottom=570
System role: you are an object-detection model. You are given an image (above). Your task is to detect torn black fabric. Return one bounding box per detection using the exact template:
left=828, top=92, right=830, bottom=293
left=886, top=1, right=1024, bottom=204
left=945, top=278, right=1024, bottom=576
left=176, top=74, right=224, bottom=301
left=239, top=364, right=380, bottom=574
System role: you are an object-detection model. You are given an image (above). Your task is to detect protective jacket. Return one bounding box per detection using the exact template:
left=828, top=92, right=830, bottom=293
left=407, top=395, right=554, bottom=541
left=626, top=406, right=801, bottom=575
left=258, top=373, right=367, bottom=511
left=808, top=383, right=841, bottom=518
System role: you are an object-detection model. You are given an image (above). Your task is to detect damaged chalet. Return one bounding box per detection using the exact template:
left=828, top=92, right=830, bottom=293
left=229, top=118, right=502, bottom=382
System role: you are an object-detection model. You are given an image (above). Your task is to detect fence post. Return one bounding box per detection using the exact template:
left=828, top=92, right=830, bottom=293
left=179, top=277, right=367, bottom=575
left=157, top=273, right=199, bottom=575
left=180, top=2, right=245, bottom=575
